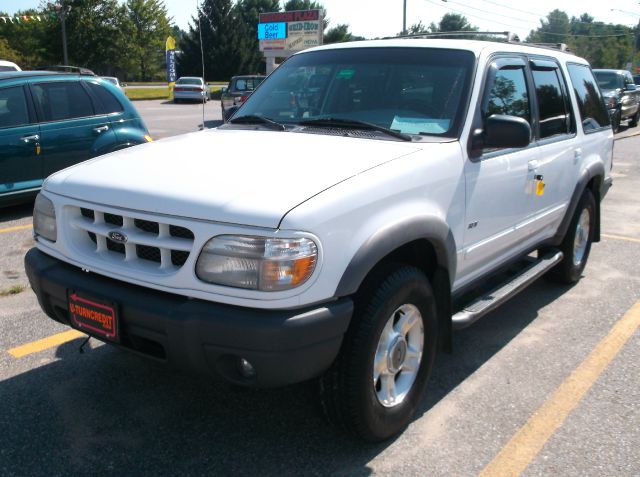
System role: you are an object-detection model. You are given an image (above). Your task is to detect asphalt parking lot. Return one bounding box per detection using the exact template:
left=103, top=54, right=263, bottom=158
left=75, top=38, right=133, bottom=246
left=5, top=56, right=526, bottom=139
left=0, top=108, right=638, bottom=476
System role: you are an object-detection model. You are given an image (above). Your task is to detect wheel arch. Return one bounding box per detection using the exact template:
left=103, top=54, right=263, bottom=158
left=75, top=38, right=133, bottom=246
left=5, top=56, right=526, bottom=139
left=334, top=218, right=455, bottom=352
left=553, top=161, right=604, bottom=245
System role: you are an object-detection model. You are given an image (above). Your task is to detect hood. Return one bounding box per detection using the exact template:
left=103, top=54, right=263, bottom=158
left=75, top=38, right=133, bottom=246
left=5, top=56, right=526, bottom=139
left=45, top=128, right=421, bottom=228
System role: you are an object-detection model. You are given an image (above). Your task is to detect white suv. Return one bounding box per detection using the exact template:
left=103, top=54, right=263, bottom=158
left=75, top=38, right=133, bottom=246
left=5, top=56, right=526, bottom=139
left=26, top=39, right=613, bottom=441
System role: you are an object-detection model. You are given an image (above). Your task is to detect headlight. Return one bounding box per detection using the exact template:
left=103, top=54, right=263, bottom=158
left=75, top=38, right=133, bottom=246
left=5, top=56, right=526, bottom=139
left=33, top=193, right=57, bottom=242
left=196, top=235, right=317, bottom=291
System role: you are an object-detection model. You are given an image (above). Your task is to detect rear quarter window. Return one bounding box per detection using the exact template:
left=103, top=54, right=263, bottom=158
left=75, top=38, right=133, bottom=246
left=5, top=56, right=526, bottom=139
left=567, top=64, right=610, bottom=132
left=86, top=82, right=124, bottom=114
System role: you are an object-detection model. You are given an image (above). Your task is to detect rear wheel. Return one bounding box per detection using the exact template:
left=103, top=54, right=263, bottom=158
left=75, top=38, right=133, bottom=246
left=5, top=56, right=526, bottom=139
left=547, top=189, right=596, bottom=283
left=319, top=265, right=438, bottom=441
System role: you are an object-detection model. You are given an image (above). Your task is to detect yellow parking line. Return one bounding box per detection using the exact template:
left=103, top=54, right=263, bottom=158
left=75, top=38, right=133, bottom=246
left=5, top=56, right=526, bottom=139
left=478, top=300, right=640, bottom=477
left=602, top=233, right=640, bottom=244
left=8, top=329, right=85, bottom=358
left=0, top=224, right=32, bottom=234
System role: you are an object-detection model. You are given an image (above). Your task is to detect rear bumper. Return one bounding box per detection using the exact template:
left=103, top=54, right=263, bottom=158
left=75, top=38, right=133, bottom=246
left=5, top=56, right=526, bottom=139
left=173, top=91, right=207, bottom=100
left=25, top=248, right=353, bottom=387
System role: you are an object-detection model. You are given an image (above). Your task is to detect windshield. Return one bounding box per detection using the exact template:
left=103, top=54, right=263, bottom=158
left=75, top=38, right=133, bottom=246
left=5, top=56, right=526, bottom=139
left=236, top=47, right=475, bottom=137
left=177, top=78, right=202, bottom=85
left=594, top=72, right=621, bottom=90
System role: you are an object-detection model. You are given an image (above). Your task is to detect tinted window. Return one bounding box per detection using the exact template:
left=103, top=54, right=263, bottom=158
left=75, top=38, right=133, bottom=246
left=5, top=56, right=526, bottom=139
left=238, top=47, right=476, bottom=137
left=486, top=67, right=530, bottom=122
left=32, top=82, right=94, bottom=121
left=0, top=86, right=30, bottom=128
left=87, top=82, right=124, bottom=114
left=532, top=68, right=570, bottom=138
left=0, top=65, right=19, bottom=72
left=567, top=64, right=610, bottom=131
left=232, top=77, right=263, bottom=92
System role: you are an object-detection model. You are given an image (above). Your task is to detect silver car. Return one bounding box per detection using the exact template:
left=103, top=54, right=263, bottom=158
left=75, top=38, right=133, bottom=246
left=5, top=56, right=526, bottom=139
left=173, top=76, right=210, bottom=103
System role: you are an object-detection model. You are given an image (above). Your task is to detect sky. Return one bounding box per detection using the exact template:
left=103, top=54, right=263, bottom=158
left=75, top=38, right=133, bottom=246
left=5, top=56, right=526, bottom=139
left=4, top=0, right=640, bottom=40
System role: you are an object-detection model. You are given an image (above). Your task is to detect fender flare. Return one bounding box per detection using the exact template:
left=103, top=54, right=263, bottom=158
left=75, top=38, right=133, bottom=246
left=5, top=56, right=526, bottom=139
left=553, top=161, right=604, bottom=244
left=334, top=216, right=457, bottom=297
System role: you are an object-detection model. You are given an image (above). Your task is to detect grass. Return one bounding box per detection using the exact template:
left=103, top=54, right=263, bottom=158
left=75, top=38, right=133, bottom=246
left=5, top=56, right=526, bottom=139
left=0, top=285, right=26, bottom=297
left=125, top=86, right=224, bottom=101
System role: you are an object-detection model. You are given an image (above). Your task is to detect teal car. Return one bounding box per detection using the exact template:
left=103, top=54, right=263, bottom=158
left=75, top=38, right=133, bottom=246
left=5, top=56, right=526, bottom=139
left=0, top=71, right=151, bottom=206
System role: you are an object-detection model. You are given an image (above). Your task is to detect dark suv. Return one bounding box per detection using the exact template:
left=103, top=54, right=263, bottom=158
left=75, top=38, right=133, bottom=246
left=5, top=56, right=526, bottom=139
left=220, top=75, right=265, bottom=121
left=0, top=71, right=151, bottom=205
left=593, top=69, right=640, bottom=132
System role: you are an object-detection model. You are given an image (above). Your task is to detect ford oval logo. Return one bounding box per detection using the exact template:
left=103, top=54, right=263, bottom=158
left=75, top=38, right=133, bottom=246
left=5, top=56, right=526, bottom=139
left=108, top=231, right=128, bottom=243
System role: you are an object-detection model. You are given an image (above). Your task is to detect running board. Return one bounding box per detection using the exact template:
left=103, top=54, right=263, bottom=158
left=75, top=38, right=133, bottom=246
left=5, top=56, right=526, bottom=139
left=452, top=250, right=564, bottom=330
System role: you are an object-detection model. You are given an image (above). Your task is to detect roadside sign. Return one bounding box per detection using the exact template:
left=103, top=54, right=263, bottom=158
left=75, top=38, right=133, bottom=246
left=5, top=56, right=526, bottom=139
left=258, top=9, right=323, bottom=52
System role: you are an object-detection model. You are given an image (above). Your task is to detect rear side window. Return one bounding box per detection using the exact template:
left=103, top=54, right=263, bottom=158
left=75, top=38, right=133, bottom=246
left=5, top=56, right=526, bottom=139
left=233, top=78, right=263, bottom=92
left=567, top=64, right=610, bottom=132
left=0, top=86, right=30, bottom=128
left=532, top=67, right=572, bottom=138
left=86, top=82, right=124, bottom=114
left=32, top=82, right=95, bottom=121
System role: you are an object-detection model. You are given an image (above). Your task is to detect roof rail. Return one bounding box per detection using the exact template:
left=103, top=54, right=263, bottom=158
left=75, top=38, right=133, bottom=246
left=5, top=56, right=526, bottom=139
left=391, top=31, right=520, bottom=42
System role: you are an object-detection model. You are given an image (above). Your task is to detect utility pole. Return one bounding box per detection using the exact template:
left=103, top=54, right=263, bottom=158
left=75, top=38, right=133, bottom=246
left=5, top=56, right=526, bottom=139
left=55, top=1, right=70, bottom=66
left=403, top=0, right=407, bottom=35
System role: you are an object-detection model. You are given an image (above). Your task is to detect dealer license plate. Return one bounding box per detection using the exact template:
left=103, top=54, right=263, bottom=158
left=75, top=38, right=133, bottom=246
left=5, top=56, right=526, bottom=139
left=67, top=290, right=119, bottom=343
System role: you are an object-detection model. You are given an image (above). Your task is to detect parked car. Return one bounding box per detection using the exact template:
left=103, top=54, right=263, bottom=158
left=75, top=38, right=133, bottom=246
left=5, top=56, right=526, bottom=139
left=26, top=39, right=612, bottom=441
left=0, top=71, right=151, bottom=206
left=0, top=60, right=21, bottom=72
left=220, top=75, right=265, bottom=120
left=593, top=68, right=640, bottom=132
left=173, top=77, right=210, bottom=103
left=101, top=76, right=125, bottom=91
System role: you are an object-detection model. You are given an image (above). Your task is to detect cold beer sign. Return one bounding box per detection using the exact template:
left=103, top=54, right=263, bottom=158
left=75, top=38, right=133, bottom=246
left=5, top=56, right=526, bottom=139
left=258, top=9, right=323, bottom=52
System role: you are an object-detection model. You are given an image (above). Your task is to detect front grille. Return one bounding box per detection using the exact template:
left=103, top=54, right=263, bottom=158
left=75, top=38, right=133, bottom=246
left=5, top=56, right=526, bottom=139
left=73, top=207, right=195, bottom=271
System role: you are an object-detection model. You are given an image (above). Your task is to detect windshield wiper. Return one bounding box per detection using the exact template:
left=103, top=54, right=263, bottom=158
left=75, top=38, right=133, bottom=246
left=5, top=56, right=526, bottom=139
left=297, top=117, right=412, bottom=141
left=228, top=115, right=286, bottom=131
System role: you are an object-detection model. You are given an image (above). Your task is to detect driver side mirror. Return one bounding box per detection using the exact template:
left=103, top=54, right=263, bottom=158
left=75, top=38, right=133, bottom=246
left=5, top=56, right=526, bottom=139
left=221, top=86, right=228, bottom=94
left=626, top=83, right=637, bottom=92
left=471, top=114, right=531, bottom=154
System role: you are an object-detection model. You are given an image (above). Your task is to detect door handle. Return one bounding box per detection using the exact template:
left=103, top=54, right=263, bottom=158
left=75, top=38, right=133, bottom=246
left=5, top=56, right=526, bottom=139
left=93, top=125, right=109, bottom=134
left=528, top=160, right=539, bottom=171
left=21, top=134, right=40, bottom=143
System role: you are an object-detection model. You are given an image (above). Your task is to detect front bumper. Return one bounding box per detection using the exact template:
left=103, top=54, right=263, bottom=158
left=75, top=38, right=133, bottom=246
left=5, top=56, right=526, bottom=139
left=25, top=248, right=353, bottom=387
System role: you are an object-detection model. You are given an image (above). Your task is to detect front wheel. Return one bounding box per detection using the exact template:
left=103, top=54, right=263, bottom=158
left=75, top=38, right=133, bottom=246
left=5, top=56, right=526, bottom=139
left=319, top=265, right=438, bottom=441
left=611, top=110, right=621, bottom=133
left=629, top=109, right=640, bottom=128
left=547, top=189, right=596, bottom=283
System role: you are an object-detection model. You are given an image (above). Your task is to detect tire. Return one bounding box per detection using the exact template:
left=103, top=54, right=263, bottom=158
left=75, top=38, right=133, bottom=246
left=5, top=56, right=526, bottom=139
left=173, top=98, right=180, bottom=104
left=611, top=110, right=621, bottom=133
left=629, top=109, right=640, bottom=128
left=547, top=189, right=596, bottom=284
left=319, top=265, right=438, bottom=441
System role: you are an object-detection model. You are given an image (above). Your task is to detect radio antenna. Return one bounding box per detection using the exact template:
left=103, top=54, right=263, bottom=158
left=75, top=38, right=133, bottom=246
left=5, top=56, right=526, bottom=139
left=197, top=0, right=206, bottom=130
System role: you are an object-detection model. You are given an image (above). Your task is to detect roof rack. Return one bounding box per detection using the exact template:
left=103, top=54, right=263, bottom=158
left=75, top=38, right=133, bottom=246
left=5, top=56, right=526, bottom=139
left=36, top=65, right=96, bottom=76
left=392, top=31, right=520, bottom=42
left=389, top=31, right=574, bottom=54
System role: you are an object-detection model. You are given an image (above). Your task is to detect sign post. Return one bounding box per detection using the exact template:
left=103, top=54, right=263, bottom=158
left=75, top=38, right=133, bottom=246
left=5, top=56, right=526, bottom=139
left=166, top=36, right=177, bottom=98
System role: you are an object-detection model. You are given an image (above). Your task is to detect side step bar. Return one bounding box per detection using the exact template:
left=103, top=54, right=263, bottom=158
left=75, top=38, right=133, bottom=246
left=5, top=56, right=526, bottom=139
left=452, top=250, right=564, bottom=330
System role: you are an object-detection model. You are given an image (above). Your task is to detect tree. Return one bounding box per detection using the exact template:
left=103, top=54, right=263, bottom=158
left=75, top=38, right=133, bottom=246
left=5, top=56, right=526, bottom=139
left=125, top=0, right=172, bottom=81
left=236, top=0, right=281, bottom=73
left=178, top=0, right=252, bottom=80
left=429, top=13, right=477, bottom=33
left=324, top=24, right=364, bottom=44
left=527, top=9, right=570, bottom=44
left=0, top=38, right=21, bottom=64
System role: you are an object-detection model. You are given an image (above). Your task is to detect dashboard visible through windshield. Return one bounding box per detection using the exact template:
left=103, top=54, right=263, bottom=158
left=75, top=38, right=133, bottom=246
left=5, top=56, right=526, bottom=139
left=234, top=47, right=475, bottom=138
